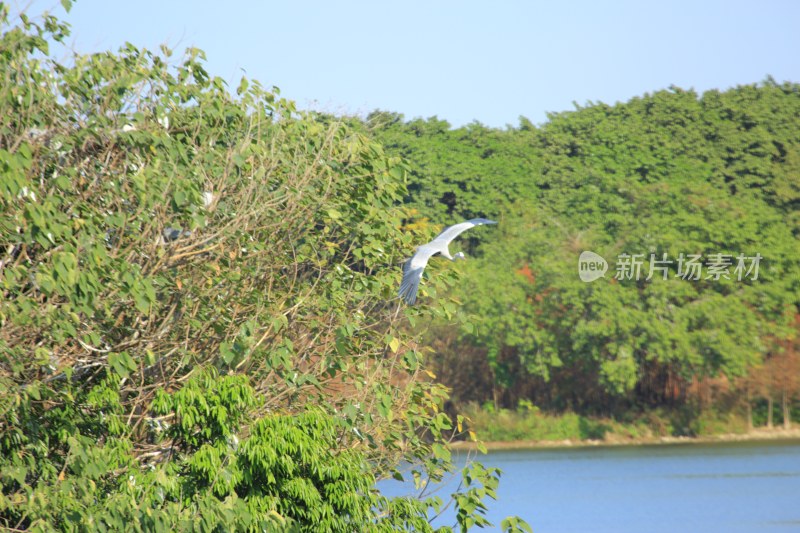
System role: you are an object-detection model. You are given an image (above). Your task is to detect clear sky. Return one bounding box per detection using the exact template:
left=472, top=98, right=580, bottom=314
left=15, top=0, right=800, bottom=128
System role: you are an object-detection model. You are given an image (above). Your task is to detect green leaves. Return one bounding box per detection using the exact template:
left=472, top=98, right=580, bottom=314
left=502, top=515, right=535, bottom=533
left=108, top=351, right=137, bottom=379
left=121, top=267, right=157, bottom=315
left=237, top=410, right=375, bottom=530
left=452, top=462, right=502, bottom=532
left=0, top=6, right=530, bottom=531
left=375, top=82, right=800, bottom=419
left=153, top=369, right=258, bottom=450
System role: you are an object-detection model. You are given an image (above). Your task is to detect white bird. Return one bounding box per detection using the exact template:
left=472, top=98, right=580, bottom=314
left=399, top=218, right=497, bottom=305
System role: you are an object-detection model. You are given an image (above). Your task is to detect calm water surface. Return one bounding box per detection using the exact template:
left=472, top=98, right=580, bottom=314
left=379, top=440, right=800, bottom=532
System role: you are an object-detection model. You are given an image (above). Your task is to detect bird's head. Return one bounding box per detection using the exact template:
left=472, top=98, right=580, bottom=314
left=453, top=251, right=466, bottom=261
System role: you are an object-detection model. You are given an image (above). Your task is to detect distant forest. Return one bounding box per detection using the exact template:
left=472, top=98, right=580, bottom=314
left=365, top=81, right=800, bottom=426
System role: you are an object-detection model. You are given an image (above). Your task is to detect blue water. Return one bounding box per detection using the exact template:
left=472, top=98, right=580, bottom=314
left=378, top=440, right=800, bottom=532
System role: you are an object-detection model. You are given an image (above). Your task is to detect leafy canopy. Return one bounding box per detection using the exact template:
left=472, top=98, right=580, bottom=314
left=0, top=4, right=529, bottom=531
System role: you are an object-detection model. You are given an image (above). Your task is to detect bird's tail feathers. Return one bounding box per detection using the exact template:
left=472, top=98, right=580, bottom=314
left=399, top=277, right=418, bottom=305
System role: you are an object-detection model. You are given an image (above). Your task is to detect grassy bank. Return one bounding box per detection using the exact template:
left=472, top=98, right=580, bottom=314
left=451, top=428, right=800, bottom=451
left=456, top=401, right=800, bottom=449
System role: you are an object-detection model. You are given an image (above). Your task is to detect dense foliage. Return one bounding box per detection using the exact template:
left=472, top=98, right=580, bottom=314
left=368, top=82, right=800, bottom=426
left=0, top=5, right=531, bottom=531
left=2, top=1, right=798, bottom=529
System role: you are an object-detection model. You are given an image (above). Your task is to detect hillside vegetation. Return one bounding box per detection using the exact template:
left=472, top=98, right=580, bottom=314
left=367, top=80, right=800, bottom=435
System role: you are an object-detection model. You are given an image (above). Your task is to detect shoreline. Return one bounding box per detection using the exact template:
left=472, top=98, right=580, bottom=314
left=450, top=427, right=800, bottom=451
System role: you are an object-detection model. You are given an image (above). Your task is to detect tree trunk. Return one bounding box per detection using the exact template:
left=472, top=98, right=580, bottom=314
left=746, top=388, right=753, bottom=431
left=782, top=391, right=791, bottom=429
left=767, top=395, right=774, bottom=428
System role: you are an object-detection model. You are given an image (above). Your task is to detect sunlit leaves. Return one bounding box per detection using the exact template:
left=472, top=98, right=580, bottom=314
left=0, top=6, right=526, bottom=531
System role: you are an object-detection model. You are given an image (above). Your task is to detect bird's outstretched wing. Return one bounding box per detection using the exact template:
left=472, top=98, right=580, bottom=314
left=399, top=218, right=497, bottom=305
left=399, top=244, right=438, bottom=305
left=430, top=218, right=497, bottom=247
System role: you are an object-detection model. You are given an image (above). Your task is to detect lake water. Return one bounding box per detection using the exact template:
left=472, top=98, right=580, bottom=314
left=378, top=440, right=800, bottom=532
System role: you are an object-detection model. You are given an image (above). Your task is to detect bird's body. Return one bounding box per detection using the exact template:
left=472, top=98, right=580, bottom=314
left=399, top=218, right=497, bottom=305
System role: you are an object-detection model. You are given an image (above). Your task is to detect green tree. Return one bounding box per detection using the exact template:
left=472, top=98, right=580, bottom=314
left=0, top=5, right=529, bottom=531
left=371, top=82, right=800, bottom=423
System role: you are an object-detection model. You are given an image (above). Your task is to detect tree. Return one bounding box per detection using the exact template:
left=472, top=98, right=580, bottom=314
left=0, top=5, right=529, bottom=531
left=371, top=81, right=800, bottom=422
left=770, top=314, right=800, bottom=429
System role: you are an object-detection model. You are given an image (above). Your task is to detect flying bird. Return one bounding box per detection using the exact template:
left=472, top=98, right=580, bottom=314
left=399, top=218, right=497, bottom=305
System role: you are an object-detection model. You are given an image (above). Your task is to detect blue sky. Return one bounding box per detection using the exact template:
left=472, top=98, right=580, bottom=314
left=16, top=0, right=800, bottom=128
